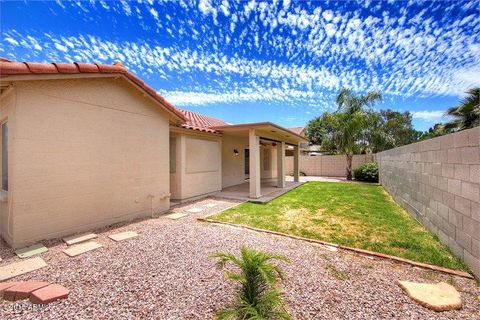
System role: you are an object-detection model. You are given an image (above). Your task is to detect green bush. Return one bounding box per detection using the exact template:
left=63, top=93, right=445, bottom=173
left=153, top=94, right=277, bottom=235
left=353, top=162, right=379, bottom=182
left=211, top=247, right=291, bottom=320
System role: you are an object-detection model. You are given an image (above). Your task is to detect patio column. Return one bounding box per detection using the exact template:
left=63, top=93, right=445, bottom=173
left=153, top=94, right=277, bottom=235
left=249, top=129, right=261, bottom=198
left=293, top=144, right=300, bottom=182
left=276, top=141, right=285, bottom=188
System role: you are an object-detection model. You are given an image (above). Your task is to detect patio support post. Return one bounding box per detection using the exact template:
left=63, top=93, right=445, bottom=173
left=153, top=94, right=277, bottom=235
left=277, top=141, right=285, bottom=188
left=293, top=144, right=300, bottom=182
left=249, top=129, right=261, bottom=198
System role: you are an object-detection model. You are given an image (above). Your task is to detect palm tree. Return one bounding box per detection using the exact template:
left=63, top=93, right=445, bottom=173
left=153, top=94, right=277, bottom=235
left=211, top=247, right=291, bottom=320
left=335, top=88, right=382, bottom=180
left=444, top=88, right=480, bottom=131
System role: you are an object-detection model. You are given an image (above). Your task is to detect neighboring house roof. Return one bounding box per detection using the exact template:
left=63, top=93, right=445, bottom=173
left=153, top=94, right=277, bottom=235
left=288, top=127, right=305, bottom=136
left=0, top=58, right=186, bottom=122
left=176, top=108, right=229, bottom=133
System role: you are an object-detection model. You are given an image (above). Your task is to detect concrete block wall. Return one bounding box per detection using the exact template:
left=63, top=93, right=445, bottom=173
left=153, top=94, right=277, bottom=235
left=376, top=127, right=480, bottom=277
left=285, top=154, right=374, bottom=177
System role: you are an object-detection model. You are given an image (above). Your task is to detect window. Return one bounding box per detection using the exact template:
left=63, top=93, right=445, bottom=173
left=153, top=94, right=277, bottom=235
left=2, top=121, right=7, bottom=191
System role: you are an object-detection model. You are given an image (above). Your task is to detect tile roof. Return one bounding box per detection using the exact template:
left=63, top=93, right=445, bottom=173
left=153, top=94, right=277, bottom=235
left=288, top=127, right=305, bottom=135
left=176, top=108, right=229, bottom=133
left=0, top=58, right=186, bottom=122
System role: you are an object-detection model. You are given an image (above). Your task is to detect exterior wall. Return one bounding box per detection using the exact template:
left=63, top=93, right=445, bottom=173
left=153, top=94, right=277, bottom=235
left=376, top=127, right=480, bottom=278
left=170, top=132, right=222, bottom=200
left=285, top=154, right=374, bottom=177
left=7, top=78, right=172, bottom=248
left=222, top=134, right=248, bottom=188
left=0, top=87, right=15, bottom=245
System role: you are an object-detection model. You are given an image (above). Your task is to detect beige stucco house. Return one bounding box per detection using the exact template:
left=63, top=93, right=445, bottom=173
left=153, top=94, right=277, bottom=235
left=0, top=58, right=306, bottom=248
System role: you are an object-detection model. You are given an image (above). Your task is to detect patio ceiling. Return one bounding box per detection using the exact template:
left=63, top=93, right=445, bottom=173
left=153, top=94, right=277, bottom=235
left=211, top=122, right=307, bottom=145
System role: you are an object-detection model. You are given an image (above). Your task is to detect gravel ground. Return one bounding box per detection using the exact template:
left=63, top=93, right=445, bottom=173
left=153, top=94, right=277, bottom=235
left=0, top=197, right=479, bottom=319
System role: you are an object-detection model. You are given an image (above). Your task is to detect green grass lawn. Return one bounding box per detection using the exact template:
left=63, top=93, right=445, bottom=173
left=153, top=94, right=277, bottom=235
left=210, top=182, right=468, bottom=271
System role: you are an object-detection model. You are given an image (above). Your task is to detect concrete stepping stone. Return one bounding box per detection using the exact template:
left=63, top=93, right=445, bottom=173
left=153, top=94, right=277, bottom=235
left=63, top=232, right=97, bottom=245
left=166, top=212, right=188, bottom=220
left=4, top=281, right=50, bottom=301
left=204, top=203, right=219, bottom=208
left=0, top=257, right=47, bottom=281
left=186, top=207, right=203, bottom=213
left=30, top=284, right=69, bottom=304
left=109, top=231, right=138, bottom=242
left=398, top=281, right=462, bottom=311
left=63, top=241, right=102, bottom=257
left=15, top=243, right=48, bottom=258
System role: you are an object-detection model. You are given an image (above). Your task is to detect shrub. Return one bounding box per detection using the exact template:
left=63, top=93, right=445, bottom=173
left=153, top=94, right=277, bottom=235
left=288, top=171, right=306, bottom=176
left=353, top=162, right=379, bottom=182
left=211, top=247, right=291, bottom=320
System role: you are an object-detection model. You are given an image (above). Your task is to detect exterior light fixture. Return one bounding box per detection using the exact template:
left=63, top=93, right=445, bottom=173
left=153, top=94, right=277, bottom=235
left=233, top=149, right=239, bottom=156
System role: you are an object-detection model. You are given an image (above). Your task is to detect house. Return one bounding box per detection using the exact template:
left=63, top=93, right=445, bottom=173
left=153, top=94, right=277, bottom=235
left=0, top=58, right=306, bottom=248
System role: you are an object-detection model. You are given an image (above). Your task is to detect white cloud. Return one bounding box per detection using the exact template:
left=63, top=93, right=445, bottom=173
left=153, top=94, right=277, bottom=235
left=412, top=110, right=446, bottom=121
left=54, top=43, right=68, bottom=52
left=149, top=8, right=158, bottom=20
left=4, top=37, right=19, bottom=46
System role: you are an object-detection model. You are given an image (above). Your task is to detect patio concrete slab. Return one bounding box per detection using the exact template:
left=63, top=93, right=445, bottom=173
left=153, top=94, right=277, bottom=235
left=166, top=212, right=188, bottom=220
left=0, top=257, right=48, bottom=281
left=63, top=241, right=102, bottom=257
left=215, top=179, right=304, bottom=203
left=186, top=208, right=203, bottom=213
left=204, top=203, right=218, bottom=208
left=30, top=284, right=70, bottom=304
left=63, top=232, right=97, bottom=245
left=109, top=231, right=138, bottom=242
left=398, top=281, right=462, bottom=311
left=15, top=243, right=48, bottom=258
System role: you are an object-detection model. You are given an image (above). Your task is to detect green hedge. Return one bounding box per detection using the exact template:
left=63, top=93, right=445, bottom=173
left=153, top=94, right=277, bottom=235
left=353, top=162, right=379, bottom=182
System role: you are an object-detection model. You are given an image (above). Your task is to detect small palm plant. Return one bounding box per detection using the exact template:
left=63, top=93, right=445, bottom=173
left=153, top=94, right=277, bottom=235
left=211, top=247, right=291, bottom=320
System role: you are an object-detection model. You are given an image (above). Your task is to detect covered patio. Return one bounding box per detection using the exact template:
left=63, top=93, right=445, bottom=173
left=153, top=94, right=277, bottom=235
left=215, top=178, right=304, bottom=203
left=212, top=122, right=307, bottom=203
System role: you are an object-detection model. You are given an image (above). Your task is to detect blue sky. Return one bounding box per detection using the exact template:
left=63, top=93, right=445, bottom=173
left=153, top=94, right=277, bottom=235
left=1, top=0, right=479, bottom=131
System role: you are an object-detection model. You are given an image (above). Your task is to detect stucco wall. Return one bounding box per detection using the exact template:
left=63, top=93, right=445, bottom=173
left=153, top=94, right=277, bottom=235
left=170, top=132, right=222, bottom=200
left=222, top=134, right=248, bottom=188
left=7, top=78, right=172, bottom=248
left=285, top=154, right=374, bottom=177
left=377, top=127, right=480, bottom=277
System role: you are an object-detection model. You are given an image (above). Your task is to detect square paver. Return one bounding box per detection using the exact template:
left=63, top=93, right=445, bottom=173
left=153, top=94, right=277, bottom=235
left=0, top=257, right=48, bottom=281
left=4, top=281, right=50, bottom=301
left=108, top=231, right=138, bottom=242
left=30, top=284, right=70, bottom=304
left=166, top=212, right=188, bottom=220
left=63, top=232, right=97, bottom=245
left=186, top=208, right=203, bottom=213
left=15, top=243, right=48, bottom=258
left=63, top=241, right=102, bottom=257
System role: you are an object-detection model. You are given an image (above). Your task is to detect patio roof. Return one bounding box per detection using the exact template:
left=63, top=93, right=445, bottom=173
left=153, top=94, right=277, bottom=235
left=211, top=122, right=308, bottom=145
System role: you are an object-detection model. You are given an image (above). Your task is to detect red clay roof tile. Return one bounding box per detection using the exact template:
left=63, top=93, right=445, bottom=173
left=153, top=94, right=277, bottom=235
left=74, top=62, right=100, bottom=73
left=53, top=63, right=80, bottom=73
left=176, top=108, right=229, bottom=133
left=25, top=62, right=58, bottom=74
left=0, top=61, right=29, bottom=75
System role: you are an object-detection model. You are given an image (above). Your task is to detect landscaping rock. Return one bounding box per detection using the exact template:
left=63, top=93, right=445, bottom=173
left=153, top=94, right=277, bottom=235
left=30, top=284, right=69, bottom=304
left=398, top=281, right=462, bottom=311
left=3, top=281, right=50, bottom=301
